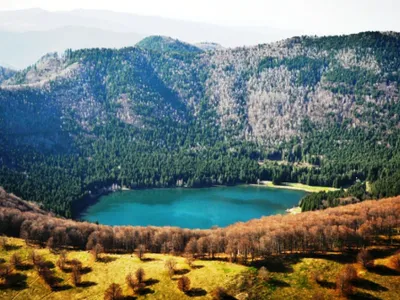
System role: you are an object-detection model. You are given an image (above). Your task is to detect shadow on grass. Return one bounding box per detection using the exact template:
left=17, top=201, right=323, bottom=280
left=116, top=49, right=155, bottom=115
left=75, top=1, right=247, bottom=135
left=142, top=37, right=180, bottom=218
left=141, top=257, right=159, bottom=262
left=186, top=288, right=207, bottom=297
left=191, top=265, right=204, bottom=269
left=98, top=256, right=117, bottom=263
left=42, top=261, right=55, bottom=269
left=0, top=258, right=5, bottom=264
left=52, top=284, right=73, bottom=291
left=78, top=281, right=97, bottom=288
left=0, top=273, right=28, bottom=290
left=318, top=280, right=336, bottom=289
left=300, top=252, right=356, bottom=264
left=175, top=268, right=190, bottom=275
left=81, top=266, right=92, bottom=274
left=367, top=265, right=400, bottom=276
left=122, top=296, right=137, bottom=300
left=250, top=256, right=299, bottom=273
left=349, top=291, right=381, bottom=300
left=15, top=264, right=33, bottom=271
left=353, top=278, right=388, bottom=291
left=144, top=278, right=159, bottom=286
left=4, top=244, right=22, bottom=251
left=137, top=287, right=154, bottom=295
left=368, top=247, right=400, bottom=260
left=269, top=278, right=290, bottom=288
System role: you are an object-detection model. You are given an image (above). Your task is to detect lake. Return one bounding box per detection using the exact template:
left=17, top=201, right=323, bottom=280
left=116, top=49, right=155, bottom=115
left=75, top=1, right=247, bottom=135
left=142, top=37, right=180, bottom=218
left=81, top=186, right=306, bottom=229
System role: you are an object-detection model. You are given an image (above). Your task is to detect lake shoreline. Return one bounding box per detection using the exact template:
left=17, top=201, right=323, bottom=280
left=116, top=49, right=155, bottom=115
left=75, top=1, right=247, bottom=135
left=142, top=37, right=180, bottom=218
left=73, top=181, right=334, bottom=220
left=78, top=185, right=307, bottom=228
left=251, top=181, right=339, bottom=193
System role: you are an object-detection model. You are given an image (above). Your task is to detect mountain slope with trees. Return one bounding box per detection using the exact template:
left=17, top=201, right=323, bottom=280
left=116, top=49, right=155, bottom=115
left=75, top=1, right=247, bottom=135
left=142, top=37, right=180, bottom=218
left=0, top=188, right=399, bottom=299
left=1, top=32, right=400, bottom=216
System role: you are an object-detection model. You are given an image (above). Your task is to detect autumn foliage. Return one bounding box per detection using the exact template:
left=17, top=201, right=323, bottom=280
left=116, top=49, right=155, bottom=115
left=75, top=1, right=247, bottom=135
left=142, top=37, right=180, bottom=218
left=104, top=283, right=123, bottom=300
left=336, top=264, right=358, bottom=297
left=177, top=276, right=191, bottom=293
left=0, top=190, right=398, bottom=262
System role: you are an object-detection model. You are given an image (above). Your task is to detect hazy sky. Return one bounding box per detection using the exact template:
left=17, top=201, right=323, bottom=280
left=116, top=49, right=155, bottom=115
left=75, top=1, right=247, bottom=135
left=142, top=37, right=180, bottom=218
left=1, top=0, right=399, bottom=34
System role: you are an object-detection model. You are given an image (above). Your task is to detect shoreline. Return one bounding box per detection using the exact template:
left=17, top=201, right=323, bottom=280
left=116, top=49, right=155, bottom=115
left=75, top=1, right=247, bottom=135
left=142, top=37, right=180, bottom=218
left=73, top=181, right=337, bottom=220
left=285, top=206, right=302, bottom=215
left=251, top=181, right=340, bottom=193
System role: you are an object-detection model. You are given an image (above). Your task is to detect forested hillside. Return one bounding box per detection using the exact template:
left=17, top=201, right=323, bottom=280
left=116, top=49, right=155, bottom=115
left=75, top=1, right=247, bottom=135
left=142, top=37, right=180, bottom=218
left=0, top=190, right=398, bottom=299
left=1, top=32, right=400, bottom=216
left=0, top=66, right=15, bottom=83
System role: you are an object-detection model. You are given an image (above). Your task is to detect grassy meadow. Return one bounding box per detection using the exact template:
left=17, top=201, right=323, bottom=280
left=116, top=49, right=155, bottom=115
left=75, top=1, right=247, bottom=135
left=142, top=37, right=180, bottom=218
left=1, top=237, right=399, bottom=299
left=258, top=181, right=340, bottom=193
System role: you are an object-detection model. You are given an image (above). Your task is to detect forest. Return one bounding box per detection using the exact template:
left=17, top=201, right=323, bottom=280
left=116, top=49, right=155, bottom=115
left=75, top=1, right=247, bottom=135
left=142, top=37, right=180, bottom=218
left=0, top=188, right=399, bottom=260
left=1, top=32, right=400, bottom=217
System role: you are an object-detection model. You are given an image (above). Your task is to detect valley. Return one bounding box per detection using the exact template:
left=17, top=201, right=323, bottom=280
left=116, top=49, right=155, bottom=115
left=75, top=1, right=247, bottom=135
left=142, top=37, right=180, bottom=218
left=0, top=189, right=399, bottom=299
left=1, top=32, right=400, bottom=218
left=1, top=2, right=400, bottom=299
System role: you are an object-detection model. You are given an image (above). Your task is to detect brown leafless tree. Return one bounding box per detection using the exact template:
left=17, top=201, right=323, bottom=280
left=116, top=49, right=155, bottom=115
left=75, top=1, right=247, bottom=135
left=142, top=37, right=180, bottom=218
left=177, top=276, right=191, bottom=293
left=104, top=283, right=123, bottom=300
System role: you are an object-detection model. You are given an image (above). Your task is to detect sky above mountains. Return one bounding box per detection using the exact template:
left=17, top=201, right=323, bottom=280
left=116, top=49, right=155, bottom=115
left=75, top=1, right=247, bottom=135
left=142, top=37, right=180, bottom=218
left=1, top=0, right=399, bottom=34
left=0, top=0, right=399, bottom=69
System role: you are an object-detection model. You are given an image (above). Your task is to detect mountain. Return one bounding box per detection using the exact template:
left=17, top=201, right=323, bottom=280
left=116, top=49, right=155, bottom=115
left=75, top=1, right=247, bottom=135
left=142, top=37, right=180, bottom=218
left=1, top=32, right=400, bottom=216
left=195, top=42, right=225, bottom=51
left=0, top=66, right=15, bottom=83
left=0, top=27, right=143, bottom=69
left=0, top=8, right=299, bottom=69
left=137, top=36, right=203, bottom=53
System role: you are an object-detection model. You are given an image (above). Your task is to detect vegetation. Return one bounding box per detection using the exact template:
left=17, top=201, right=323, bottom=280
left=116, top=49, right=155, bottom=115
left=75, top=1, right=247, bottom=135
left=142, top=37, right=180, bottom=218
left=177, top=275, right=191, bottom=293
left=0, top=235, right=399, bottom=299
left=1, top=32, right=400, bottom=217
left=0, top=188, right=398, bottom=263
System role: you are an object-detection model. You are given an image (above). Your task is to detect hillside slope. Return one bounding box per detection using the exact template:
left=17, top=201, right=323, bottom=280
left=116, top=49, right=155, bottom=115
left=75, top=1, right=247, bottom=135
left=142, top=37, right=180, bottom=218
left=0, top=190, right=399, bottom=299
left=1, top=32, right=400, bottom=215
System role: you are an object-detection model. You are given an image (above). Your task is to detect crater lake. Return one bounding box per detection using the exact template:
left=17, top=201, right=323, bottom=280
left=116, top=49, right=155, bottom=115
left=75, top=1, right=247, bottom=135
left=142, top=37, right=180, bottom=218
left=80, top=186, right=306, bottom=229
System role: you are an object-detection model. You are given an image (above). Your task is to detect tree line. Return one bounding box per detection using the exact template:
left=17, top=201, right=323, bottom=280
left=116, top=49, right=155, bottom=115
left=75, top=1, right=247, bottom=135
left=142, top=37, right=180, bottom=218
left=0, top=188, right=398, bottom=262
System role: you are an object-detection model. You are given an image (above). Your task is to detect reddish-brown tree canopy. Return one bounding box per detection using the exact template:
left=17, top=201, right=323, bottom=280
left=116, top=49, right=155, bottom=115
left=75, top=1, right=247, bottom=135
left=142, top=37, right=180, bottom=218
left=0, top=189, right=399, bottom=259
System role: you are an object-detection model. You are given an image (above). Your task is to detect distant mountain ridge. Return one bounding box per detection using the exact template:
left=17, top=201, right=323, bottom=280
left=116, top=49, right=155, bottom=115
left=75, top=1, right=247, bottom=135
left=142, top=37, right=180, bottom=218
left=136, top=36, right=203, bottom=53
left=0, top=8, right=299, bottom=69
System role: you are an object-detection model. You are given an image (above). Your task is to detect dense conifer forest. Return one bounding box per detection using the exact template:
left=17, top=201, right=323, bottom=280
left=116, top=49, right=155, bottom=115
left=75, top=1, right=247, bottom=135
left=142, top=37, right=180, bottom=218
left=1, top=32, right=400, bottom=216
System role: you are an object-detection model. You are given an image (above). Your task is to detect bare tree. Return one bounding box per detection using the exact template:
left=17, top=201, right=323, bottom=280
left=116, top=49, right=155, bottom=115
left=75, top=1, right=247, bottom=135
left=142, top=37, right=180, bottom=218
left=177, top=276, right=191, bottom=293
left=0, top=236, right=7, bottom=250
left=258, top=266, right=270, bottom=282
left=135, top=267, right=145, bottom=284
left=29, top=250, right=44, bottom=267
left=184, top=238, right=197, bottom=258
left=136, top=244, right=146, bottom=261
left=0, top=263, right=13, bottom=281
left=104, top=283, right=123, bottom=300
left=389, top=254, right=400, bottom=271
left=57, top=252, right=67, bottom=271
left=125, top=273, right=137, bottom=295
left=336, top=264, right=357, bottom=297
left=91, top=244, right=104, bottom=261
left=165, top=258, right=177, bottom=278
left=211, top=287, right=231, bottom=300
left=10, top=253, right=23, bottom=269
left=71, top=266, right=81, bottom=286
left=357, top=249, right=373, bottom=268
left=185, top=256, right=195, bottom=269
left=70, top=259, right=83, bottom=271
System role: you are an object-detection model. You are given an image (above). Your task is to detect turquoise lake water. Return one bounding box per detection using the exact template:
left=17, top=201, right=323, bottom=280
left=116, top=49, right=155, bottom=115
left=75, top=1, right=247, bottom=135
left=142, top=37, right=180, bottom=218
left=81, top=186, right=306, bottom=229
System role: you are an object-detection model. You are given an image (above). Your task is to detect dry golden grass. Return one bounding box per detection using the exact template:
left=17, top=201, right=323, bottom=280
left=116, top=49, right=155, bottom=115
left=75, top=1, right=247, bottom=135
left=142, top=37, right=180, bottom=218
left=0, top=238, right=245, bottom=300
left=1, top=238, right=399, bottom=300
left=256, top=181, right=340, bottom=193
